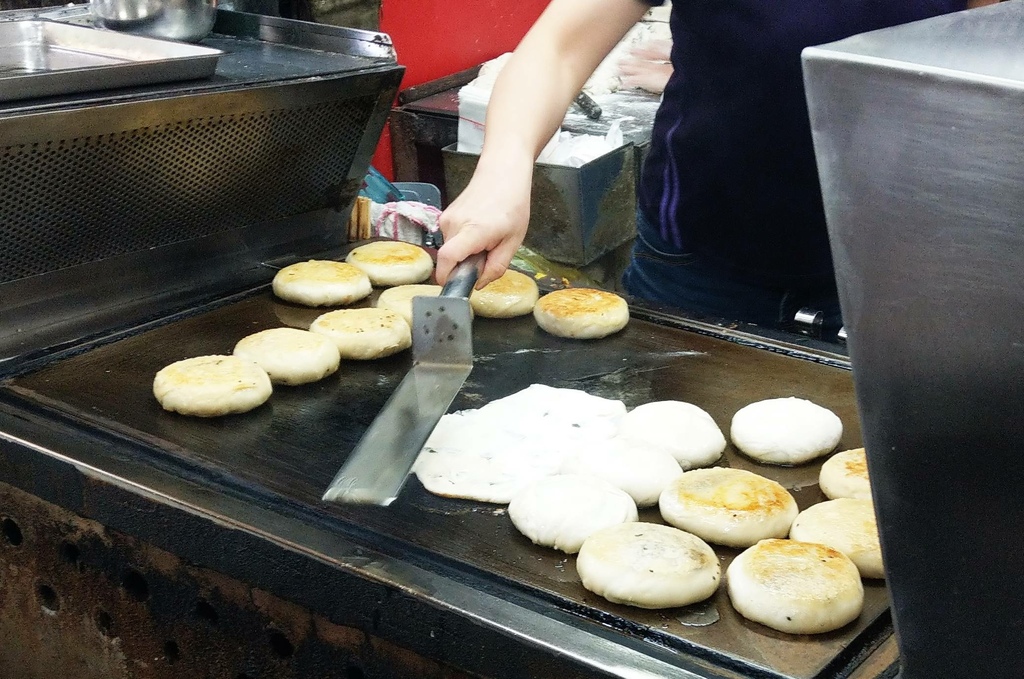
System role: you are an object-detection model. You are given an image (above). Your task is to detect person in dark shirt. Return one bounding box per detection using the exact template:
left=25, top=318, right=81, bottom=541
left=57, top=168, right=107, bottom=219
left=435, top=0, right=989, bottom=328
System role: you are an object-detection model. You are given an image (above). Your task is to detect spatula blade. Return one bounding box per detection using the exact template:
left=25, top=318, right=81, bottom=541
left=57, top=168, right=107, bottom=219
left=322, top=295, right=474, bottom=505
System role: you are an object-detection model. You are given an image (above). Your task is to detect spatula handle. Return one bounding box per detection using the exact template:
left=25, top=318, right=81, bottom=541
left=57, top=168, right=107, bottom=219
left=440, top=252, right=486, bottom=298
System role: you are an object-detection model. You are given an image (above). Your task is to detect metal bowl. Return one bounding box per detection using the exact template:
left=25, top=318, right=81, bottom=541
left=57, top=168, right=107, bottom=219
left=90, top=0, right=217, bottom=43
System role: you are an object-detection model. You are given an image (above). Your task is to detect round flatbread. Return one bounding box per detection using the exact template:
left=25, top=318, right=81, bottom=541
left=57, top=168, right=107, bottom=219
left=271, top=260, right=372, bottom=307
left=232, top=328, right=340, bottom=386
left=727, top=538, right=864, bottom=635
left=345, top=241, right=434, bottom=286
left=819, top=448, right=872, bottom=500
left=577, top=522, right=720, bottom=609
left=560, top=437, right=682, bottom=508
left=508, top=474, right=638, bottom=554
left=309, top=308, right=411, bottom=360
left=153, top=355, right=272, bottom=417
left=659, top=468, right=798, bottom=548
left=789, top=498, right=884, bottom=579
left=375, top=284, right=443, bottom=327
left=730, top=397, right=843, bottom=465
left=533, top=288, right=629, bottom=340
left=618, top=401, right=726, bottom=470
left=470, top=269, right=540, bottom=318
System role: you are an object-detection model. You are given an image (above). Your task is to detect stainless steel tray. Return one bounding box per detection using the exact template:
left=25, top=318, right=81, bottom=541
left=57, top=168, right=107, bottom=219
left=0, top=20, right=222, bottom=103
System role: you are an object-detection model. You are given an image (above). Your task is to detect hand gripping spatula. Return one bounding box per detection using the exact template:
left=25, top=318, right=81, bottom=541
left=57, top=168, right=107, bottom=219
left=322, top=253, right=485, bottom=505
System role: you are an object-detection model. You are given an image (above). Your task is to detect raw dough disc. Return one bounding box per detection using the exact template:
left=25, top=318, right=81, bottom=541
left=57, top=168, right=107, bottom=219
left=507, top=474, right=638, bottom=554
left=789, top=498, right=884, bottom=579
left=819, top=448, right=872, bottom=500
left=617, top=401, right=726, bottom=470
left=560, top=437, right=682, bottom=508
left=345, top=240, right=434, bottom=286
left=727, top=538, right=864, bottom=634
left=659, top=467, right=798, bottom=548
left=271, top=260, right=372, bottom=307
left=533, top=288, right=629, bottom=340
left=413, top=385, right=627, bottom=503
left=309, top=308, right=411, bottom=360
left=730, top=397, right=843, bottom=465
left=232, top=327, right=340, bottom=386
left=375, top=284, right=443, bottom=326
left=153, top=355, right=272, bottom=417
left=470, top=269, right=539, bottom=318
left=577, top=522, right=721, bottom=609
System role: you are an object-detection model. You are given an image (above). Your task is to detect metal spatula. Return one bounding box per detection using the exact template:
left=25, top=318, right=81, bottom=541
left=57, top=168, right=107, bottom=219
left=322, top=253, right=485, bottom=505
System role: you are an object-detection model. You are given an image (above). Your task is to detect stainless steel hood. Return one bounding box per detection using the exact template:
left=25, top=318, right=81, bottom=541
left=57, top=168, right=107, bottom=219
left=803, top=4, right=1024, bottom=679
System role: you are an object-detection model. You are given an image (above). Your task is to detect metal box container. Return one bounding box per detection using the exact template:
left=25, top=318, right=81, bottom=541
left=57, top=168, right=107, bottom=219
left=803, top=5, right=1024, bottom=678
left=442, top=142, right=637, bottom=267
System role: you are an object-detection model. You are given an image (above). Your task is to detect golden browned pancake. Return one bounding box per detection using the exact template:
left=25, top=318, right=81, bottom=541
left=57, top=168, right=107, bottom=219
left=533, top=288, right=629, bottom=339
left=658, top=467, right=798, bottom=548
left=345, top=241, right=434, bottom=286
left=271, top=260, right=372, bottom=307
left=309, top=308, right=411, bottom=360
left=470, top=269, right=540, bottom=318
left=232, top=328, right=340, bottom=386
left=153, top=355, right=272, bottom=417
left=577, top=522, right=721, bottom=609
left=819, top=448, right=872, bottom=500
left=376, top=284, right=443, bottom=326
left=727, top=538, right=864, bottom=634
left=789, top=498, right=884, bottom=578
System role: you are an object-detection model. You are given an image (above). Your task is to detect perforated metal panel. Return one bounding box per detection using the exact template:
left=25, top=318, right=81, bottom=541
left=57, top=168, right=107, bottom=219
left=0, top=97, right=375, bottom=285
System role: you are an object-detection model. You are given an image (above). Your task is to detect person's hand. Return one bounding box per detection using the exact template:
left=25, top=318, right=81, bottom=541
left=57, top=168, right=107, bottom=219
left=436, top=157, right=533, bottom=288
left=616, top=39, right=673, bottom=94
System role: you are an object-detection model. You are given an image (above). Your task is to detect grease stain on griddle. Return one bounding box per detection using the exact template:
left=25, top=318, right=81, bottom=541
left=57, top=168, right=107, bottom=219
left=677, top=601, right=721, bottom=627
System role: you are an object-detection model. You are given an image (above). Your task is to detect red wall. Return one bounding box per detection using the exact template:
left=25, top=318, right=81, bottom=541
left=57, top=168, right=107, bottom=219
left=372, top=0, right=551, bottom=179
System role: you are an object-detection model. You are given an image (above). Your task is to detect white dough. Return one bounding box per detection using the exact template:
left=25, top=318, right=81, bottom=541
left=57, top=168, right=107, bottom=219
left=309, top=308, right=411, bottom=360
left=345, top=241, right=434, bottom=286
left=819, top=448, right=872, bottom=500
left=271, top=260, right=372, bottom=307
left=232, top=328, right=340, bottom=386
left=470, top=269, right=539, bottom=318
left=577, top=522, right=720, bottom=609
left=508, top=474, right=638, bottom=554
left=789, top=499, right=884, bottom=579
left=533, top=288, right=629, bottom=340
left=375, top=284, right=442, bottom=326
left=617, top=401, right=726, bottom=470
left=727, top=539, right=864, bottom=635
left=730, top=397, right=843, bottom=465
left=413, top=384, right=627, bottom=503
left=560, top=437, right=682, bottom=507
left=153, top=355, right=272, bottom=417
left=659, top=468, right=799, bottom=548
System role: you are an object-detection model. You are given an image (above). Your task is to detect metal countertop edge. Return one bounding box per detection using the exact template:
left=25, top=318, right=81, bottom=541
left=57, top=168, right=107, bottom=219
left=0, top=401, right=740, bottom=679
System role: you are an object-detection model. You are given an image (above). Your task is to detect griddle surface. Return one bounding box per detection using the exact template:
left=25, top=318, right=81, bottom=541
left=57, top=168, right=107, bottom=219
left=7, top=288, right=881, bottom=679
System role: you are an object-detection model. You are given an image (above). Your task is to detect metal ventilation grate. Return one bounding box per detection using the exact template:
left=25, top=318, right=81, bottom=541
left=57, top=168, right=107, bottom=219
left=0, top=97, right=375, bottom=285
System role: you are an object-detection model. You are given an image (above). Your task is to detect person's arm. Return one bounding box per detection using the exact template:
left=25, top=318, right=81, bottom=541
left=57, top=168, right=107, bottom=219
left=436, top=0, right=652, bottom=286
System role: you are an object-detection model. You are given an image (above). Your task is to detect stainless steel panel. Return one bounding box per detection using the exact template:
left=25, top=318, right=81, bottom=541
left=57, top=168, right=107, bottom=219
left=803, top=4, right=1024, bottom=678
left=0, top=12, right=403, bottom=371
left=0, top=20, right=221, bottom=102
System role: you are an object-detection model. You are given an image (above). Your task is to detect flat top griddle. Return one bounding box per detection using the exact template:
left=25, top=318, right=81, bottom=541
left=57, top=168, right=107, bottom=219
left=4, top=282, right=882, bottom=679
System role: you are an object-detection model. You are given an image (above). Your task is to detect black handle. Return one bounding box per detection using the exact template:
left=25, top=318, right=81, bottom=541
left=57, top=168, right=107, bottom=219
left=440, top=252, right=486, bottom=298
